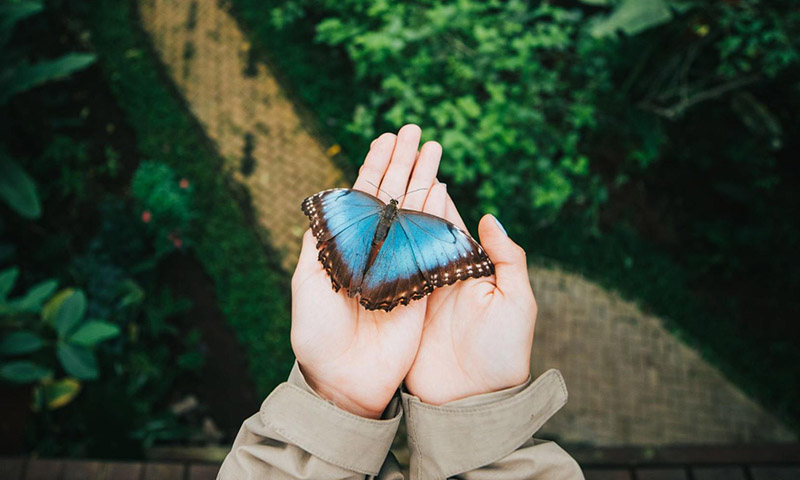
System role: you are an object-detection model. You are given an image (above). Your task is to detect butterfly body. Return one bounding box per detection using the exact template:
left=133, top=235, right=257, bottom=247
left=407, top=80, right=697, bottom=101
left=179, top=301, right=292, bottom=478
left=302, top=189, right=493, bottom=312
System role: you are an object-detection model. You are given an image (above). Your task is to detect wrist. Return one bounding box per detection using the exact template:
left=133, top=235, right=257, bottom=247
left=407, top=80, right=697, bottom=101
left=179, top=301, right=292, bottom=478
left=299, top=364, right=389, bottom=419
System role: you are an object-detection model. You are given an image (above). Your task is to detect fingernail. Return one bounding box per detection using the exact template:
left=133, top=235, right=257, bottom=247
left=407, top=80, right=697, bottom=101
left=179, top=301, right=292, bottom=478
left=441, top=183, right=447, bottom=191
left=493, top=215, right=507, bottom=236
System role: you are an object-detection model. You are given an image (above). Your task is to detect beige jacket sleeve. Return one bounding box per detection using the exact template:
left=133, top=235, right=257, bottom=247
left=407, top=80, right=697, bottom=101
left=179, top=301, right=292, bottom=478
left=217, top=362, right=404, bottom=479
left=402, top=369, right=584, bottom=480
left=219, top=364, right=582, bottom=480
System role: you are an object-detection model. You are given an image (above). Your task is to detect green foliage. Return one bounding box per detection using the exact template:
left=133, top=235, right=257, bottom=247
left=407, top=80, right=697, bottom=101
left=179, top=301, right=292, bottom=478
left=87, top=0, right=293, bottom=396
left=131, top=161, right=194, bottom=255
left=290, top=0, right=612, bottom=223
left=0, top=270, right=120, bottom=385
left=0, top=149, right=41, bottom=219
left=0, top=0, right=95, bottom=106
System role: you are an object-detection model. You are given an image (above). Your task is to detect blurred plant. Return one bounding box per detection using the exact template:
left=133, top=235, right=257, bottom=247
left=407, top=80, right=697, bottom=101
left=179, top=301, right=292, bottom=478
left=131, top=161, right=195, bottom=256
left=291, top=0, right=612, bottom=225
left=0, top=268, right=120, bottom=409
left=0, top=0, right=95, bottom=106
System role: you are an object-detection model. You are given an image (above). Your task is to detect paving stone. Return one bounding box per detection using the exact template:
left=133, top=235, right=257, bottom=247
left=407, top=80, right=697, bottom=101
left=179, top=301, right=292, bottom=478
left=25, top=459, right=63, bottom=480
left=583, top=469, right=632, bottom=480
left=750, top=466, right=800, bottom=480
left=142, top=462, right=185, bottom=480
left=0, top=458, right=25, bottom=480
left=188, top=464, right=220, bottom=480
left=635, top=468, right=687, bottom=480
left=100, top=462, right=143, bottom=480
left=691, top=466, right=747, bottom=480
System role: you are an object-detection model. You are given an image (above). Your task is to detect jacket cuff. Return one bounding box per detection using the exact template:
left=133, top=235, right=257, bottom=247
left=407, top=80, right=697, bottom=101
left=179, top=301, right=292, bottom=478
left=402, top=369, right=568, bottom=479
left=259, top=362, right=402, bottom=475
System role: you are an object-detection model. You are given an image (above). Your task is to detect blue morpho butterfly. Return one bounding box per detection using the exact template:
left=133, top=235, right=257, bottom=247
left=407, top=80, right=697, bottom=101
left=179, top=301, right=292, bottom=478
left=301, top=187, right=494, bottom=312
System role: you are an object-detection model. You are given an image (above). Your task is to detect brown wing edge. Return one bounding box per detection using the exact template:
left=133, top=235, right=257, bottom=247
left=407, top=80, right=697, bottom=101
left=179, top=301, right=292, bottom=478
left=358, top=215, right=495, bottom=312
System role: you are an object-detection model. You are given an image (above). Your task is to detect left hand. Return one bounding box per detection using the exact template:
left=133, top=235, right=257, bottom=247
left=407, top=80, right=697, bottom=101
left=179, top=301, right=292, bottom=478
left=404, top=186, right=538, bottom=405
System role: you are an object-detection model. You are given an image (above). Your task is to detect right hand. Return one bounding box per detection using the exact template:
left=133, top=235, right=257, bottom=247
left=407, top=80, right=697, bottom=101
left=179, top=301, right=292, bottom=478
left=291, top=125, right=442, bottom=419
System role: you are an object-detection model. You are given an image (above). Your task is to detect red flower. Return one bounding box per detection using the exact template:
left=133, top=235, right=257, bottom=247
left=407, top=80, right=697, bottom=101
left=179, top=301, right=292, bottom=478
left=168, top=232, right=183, bottom=249
left=141, top=211, right=152, bottom=223
left=179, top=178, right=190, bottom=189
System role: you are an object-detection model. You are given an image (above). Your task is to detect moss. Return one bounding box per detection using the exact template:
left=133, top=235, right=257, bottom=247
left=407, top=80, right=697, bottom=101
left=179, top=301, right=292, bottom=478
left=86, top=0, right=293, bottom=396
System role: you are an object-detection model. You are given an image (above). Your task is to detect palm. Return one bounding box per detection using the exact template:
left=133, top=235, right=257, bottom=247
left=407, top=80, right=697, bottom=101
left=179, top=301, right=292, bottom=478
left=290, top=125, right=442, bottom=417
left=292, top=253, right=426, bottom=416
left=406, top=276, right=533, bottom=404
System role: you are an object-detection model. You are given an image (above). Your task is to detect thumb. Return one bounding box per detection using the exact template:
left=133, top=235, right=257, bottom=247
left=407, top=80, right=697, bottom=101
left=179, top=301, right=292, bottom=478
left=477, top=214, right=531, bottom=297
left=292, top=229, right=324, bottom=289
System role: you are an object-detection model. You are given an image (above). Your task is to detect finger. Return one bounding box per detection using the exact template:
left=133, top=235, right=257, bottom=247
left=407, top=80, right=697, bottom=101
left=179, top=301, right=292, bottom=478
left=422, top=181, right=448, bottom=218
left=444, top=192, right=469, bottom=233
left=379, top=124, right=422, bottom=201
left=353, top=133, right=397, bottom=195
left=477, top=214, right=532, bottom=299
left=292, top=229, right=323, bottom=289
left=402, top=141, right=442, bottom=211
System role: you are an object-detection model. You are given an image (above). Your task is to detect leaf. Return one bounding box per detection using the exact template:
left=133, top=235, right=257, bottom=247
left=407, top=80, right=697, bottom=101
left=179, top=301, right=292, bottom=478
left=590, top=0, right=673, bottom=38
left=0, top=331, right=44, bottom=356
left=68, top=321, right=120, bottom=347
left=0, top=53, right=97, bottom=106
left=0, top=360, right=51, bottom=383
left=55, top=290, right=87, bottom=338
left=35, top=378, right=82, bottom=410
left=0, top=0, right=43, bottom=46
left=56, top=343, right=98, bottom=380
left=0, top=266, right=19, bottom=301
left=0, top=152, right=41, bottom=219
left=10, top=279, right=58, bottom=313
left=42, top=288, right=75, bottom=325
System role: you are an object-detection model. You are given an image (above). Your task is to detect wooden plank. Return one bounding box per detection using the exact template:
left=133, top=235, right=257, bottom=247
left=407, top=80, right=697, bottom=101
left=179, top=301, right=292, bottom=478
left=0, top=458, right=26, bottom=480
left=750, top=466, right=800, bottom=480
left=583, top=469, right=632, bottom=480
left=101, top=462, right=144, bottom=480
left=635, top=468, right=687, bottom=480
left=62, top=460, right=102, bottom=480
left=571, top=445, right=800, bottom=466
left=188, top=464, right=219, bottom=480
left=142, top=463, right=186, bottom=480
left=692, top=466, right=747, bottom=480
left=25, top=459, right=63, bottom=480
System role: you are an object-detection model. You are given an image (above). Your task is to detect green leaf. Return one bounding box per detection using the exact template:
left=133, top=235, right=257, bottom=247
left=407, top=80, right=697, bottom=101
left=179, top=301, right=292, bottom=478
left=0, top=1, right=43, bottom=46
left=68, top=321, right=120, bottom=347
left=56, top=343, right=98, bottom=380
left=0, top=331, right=44, bottom=356
left=42, top=288, right=75, bottom=325
left=0, top=267, right=19, bottom=301
left=590, top=0, right=673, bottom=38
left=0, top=53, right=97, bottom=105
left=0, top=360, right=51, bottom=383
left=55, top=290, right=87, bottom=338
left=0, top=152, right=41, bottom=219
left=10, top=279, right=58, bottom=313
left=35, top=377, right=82, bottom=410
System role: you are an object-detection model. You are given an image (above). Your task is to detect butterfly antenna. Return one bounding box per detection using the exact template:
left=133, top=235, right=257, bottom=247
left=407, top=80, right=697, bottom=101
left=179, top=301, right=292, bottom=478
left=365, top=180, right=393, bottom=201
left=397, top=187, right=430, bottom=201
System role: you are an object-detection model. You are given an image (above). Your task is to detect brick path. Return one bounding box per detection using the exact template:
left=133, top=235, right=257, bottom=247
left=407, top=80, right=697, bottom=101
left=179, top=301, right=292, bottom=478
left=135, top=0, right=796, bottom=446
left=138, top=0, right=347, bottom=270
left=530, top=266, right=795, bottom=445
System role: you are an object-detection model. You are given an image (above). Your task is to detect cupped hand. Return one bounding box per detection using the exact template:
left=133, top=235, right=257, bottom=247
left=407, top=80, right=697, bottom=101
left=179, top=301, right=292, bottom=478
left=404, top=192, right=538, bottom=405
left=291, top=124, right=443, bottom=418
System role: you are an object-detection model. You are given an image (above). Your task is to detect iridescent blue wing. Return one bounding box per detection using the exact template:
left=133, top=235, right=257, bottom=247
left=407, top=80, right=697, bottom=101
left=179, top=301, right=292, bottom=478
left=301, top=189, right=384, bottom=294
left=360, top=210, right=493, bottom=311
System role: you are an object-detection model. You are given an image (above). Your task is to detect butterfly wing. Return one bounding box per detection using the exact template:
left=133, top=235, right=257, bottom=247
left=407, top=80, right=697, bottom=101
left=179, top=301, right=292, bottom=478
left=360, top=210, right=494, bottom=311
left=301, top=189, right=384, bottom=294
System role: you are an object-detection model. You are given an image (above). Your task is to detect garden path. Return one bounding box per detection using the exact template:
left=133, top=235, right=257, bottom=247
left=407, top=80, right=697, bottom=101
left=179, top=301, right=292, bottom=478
left=136, top=0, right=795, bottom=446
